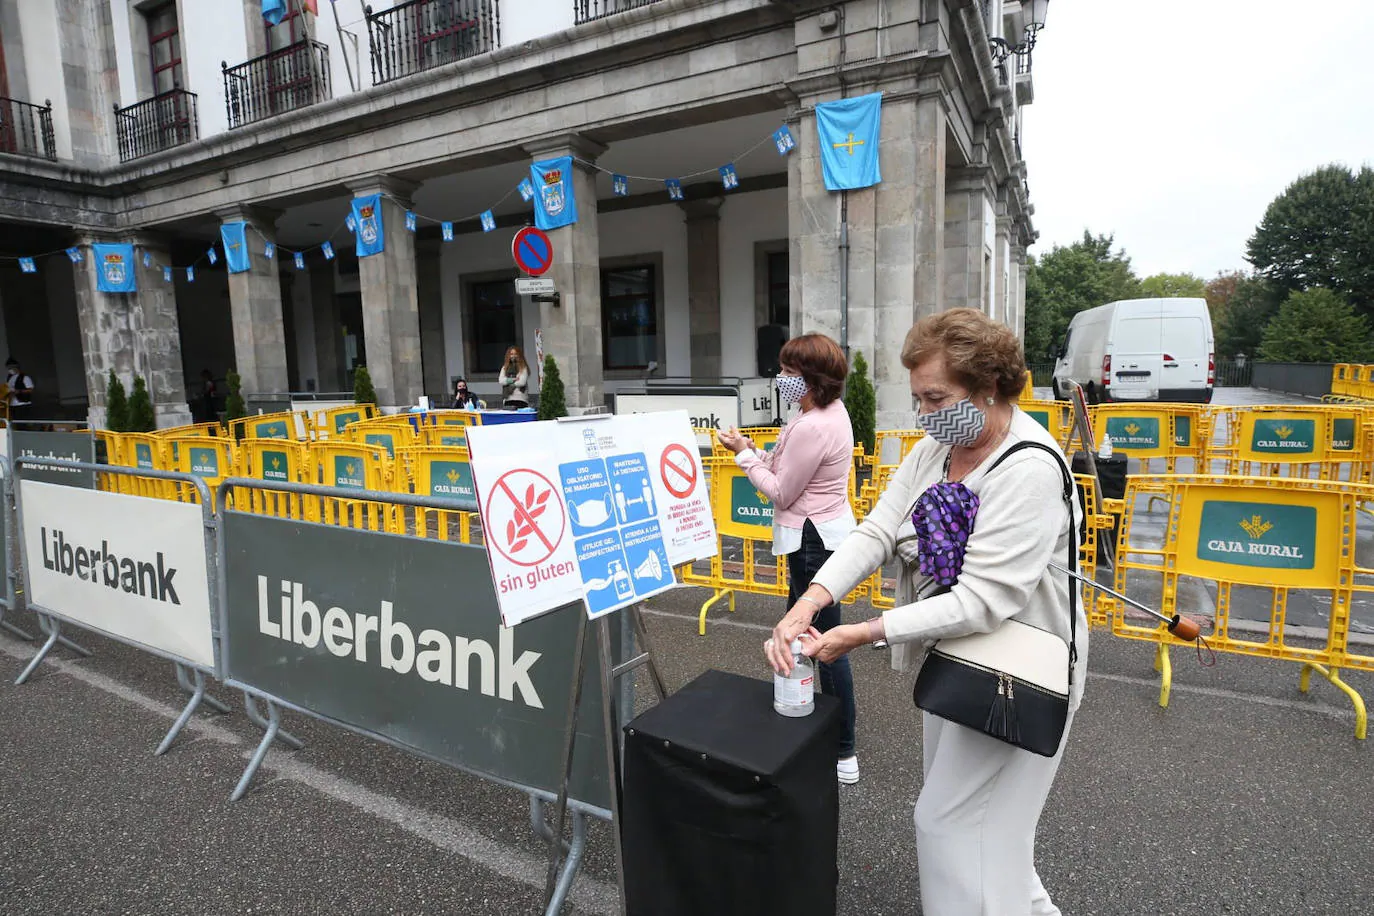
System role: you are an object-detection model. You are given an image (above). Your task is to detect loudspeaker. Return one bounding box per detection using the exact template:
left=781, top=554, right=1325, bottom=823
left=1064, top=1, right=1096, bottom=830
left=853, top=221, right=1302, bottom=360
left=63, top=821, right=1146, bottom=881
left=756, top=324, right=788, bottom=377
left=622, top=669, right=840, bottom=916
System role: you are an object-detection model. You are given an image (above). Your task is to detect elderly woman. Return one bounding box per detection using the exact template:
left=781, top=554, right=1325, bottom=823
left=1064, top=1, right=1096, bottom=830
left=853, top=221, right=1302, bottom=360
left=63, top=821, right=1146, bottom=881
left=766, top=308, right=1086, bottom=915
left=718, top=333, right=860, bottom=783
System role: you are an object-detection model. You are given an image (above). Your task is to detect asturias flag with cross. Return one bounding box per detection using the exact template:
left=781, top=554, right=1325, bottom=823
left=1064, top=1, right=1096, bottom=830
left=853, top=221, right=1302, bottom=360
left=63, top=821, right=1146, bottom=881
left=815, top=91, right=883, bottom=191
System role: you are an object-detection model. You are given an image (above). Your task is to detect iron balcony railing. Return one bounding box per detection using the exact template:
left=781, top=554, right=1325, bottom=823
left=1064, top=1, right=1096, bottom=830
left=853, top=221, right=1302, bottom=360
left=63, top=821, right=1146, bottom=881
left=1016, top=47, right=1033, bottom=76
left=223, top=39, right=332, bottom=129
left=0, top=97, right=57, bottom=160
left=115, top=89, right=198, bottom=162
left=366, top=0, right=500, bottom=86
left=574, top=0, right=662, bottom=24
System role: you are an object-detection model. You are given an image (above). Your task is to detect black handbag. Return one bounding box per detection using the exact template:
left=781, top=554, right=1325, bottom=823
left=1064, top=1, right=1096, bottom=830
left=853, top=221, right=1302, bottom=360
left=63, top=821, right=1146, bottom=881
left=912, top=441, right=1079, bottom=757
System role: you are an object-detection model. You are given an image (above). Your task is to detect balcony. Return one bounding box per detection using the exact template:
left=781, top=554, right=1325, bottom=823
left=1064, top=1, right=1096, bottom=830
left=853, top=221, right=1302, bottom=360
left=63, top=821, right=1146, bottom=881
left=574, top=0, right=663, bottom=24
left=115, top=90, right=199, bottom=162
left=0, top=98, right=57, bottom=160
left=1014, top=48, right=1033, bottom=105
left=223, top=40, right=332, bottom=129
left=366, top=0, right=500, bottom=86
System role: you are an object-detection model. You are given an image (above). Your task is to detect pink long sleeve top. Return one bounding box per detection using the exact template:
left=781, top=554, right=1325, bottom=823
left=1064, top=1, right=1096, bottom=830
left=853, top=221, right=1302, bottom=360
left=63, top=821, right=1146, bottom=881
left=734, top=400, right=857, bottom=556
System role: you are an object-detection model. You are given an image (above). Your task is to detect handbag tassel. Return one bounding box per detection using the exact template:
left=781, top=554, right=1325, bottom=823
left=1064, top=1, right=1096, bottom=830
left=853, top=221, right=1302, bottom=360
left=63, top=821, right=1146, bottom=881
left=985, top=674, right=1021, bottom=744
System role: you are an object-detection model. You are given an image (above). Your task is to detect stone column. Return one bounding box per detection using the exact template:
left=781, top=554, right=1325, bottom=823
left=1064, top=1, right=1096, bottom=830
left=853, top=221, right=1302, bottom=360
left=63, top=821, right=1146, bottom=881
left=681, top=199, right=723, bottom=381
left=218, top=205, right=289, bottom=396
left=1011, top=244, right=1028, bottom=342
left=524, top=136, right=606, bottom=412
left=943, top=167, right=992, bottom=315
left=790, top=90, right=947, bottom=430
left=416, top=237, right=447, bottom=401
left=347, top=176, right=423, bottom=408
left=74, top=233, right=192, bottom=429
left=994, top=210, right=1013, bottom=325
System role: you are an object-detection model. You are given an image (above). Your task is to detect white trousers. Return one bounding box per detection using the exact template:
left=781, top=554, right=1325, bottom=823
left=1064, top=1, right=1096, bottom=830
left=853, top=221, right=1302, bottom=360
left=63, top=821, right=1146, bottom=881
left=913, top=711, right=1074, bottom=916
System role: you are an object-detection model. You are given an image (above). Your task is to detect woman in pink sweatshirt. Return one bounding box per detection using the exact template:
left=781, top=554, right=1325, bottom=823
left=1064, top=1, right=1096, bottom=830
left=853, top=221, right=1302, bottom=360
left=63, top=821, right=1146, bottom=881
left=718, top=333, right=860, bottom=783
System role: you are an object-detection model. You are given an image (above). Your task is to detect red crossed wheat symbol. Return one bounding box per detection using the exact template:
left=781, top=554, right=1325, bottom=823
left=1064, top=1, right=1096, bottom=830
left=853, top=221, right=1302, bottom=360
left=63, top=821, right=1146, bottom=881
left=498, top=479, right=554, bottom=554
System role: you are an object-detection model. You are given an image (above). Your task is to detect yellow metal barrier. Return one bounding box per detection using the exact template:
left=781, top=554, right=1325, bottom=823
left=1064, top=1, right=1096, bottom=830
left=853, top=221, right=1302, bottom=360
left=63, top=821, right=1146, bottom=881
left=394, top=445, right=478, bottom=543
left=162, top=435, right=236, bottom=510
left=230, top=410, right=306, bottom=441
left=424, top=409, right=484, bottom=429
left=1086, top=403, right=1208, bottom=473
left=1021, top=400, right=1074, bottom=449
left=306, top=441, right=394, bottom=531
left=343, top=416, right=419, bottom=458
left=237, top=439, right=312, bottom=518
left=1107, top=473, right=1370, bottom=738
left=313, top=403, right=376, bottom=440
left=1326, top=364, right=1357, bottom=402
left=156, top=422, right=223, bottom=439
left=1207, top=406, right=1369, bottom=482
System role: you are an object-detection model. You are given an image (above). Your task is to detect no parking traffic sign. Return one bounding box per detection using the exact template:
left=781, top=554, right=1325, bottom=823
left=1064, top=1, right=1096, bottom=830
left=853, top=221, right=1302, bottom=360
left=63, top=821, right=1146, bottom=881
left=512, top=226, right=553, bottom=277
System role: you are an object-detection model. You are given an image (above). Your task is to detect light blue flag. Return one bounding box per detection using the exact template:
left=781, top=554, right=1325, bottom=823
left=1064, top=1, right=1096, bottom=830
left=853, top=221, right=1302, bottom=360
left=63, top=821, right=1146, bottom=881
left=163, top=267, right=172, bottom=282
left=66, top=247, right=82, bottom=263
left=352, top=194, right=384, bottom=257
left=405, top=210, right=417, bottom=232
left=665, top=179, right=683, bottom=201
left=345, top=213, right=357, bottom=232
left=517, top=178, right=534, bottom=202
left=207, top=246, right=218, bottom=265
left=531, top=156, right=578, bottom=230
left=480, top=210, right=496, bottom=232
left=93, top=243, right=137, bottom=293
left=773, top=125, right=796, bottom=155
left=142, top=250, right=152, bottom=268
left=294, top=252, right=305, bottom=270
left=612, top=174, right=629, bottom=197
left=19, top=258, right=35, bottom=274
left=321, top=241, right=335, bottom=260
left=719, top=163, right=739, bottom=191
left=186, top=266, right=195, bottom=282
left=261, top=0, right=287, bottom=26
left=815, top=91, right=883, bottom=191
left=264, top=241, right=275, bottom=260
left=221, top=221, right=250, bottom=274
left=441, top=221, right=453, bottom=241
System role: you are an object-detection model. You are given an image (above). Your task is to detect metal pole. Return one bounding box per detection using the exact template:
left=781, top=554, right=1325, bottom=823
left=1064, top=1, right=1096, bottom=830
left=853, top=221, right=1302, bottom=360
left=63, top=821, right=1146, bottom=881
left=327, top=0, right=358, bottom=92
left=544, top=610, right=590, bottom=906
left=838, top=192, right=850, bottom=356
left=597, top=615, right=628, bottom=915
left=1069, top=385, right=1116, bottom=570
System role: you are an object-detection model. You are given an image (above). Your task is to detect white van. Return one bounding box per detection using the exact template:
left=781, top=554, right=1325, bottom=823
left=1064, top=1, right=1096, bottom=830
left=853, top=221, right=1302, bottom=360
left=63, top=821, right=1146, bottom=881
left=1051, top=298, right=1214, bottom=404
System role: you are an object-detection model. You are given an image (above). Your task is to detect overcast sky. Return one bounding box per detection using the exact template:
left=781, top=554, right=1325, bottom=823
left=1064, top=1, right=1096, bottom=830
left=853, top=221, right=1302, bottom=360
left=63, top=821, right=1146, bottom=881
left=1021, top=0, right=1374, bottom=280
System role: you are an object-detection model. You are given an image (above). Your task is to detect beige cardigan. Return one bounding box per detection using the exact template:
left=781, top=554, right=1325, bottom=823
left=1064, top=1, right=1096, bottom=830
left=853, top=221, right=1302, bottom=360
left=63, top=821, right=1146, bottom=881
left=811, top=409, right=1089, bottom=709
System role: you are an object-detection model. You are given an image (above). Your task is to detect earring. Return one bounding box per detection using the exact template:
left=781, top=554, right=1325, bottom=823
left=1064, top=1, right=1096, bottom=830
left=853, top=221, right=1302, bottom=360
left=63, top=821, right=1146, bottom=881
left=986, top=397, right=995, bottom=405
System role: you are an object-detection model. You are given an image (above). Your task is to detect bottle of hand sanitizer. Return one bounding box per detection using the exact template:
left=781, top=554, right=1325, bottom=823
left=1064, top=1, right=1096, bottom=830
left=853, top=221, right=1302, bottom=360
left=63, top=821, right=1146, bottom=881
left=1099, top=434, right=1114, bottom=459
left=773, top=639, right=815, bottom=717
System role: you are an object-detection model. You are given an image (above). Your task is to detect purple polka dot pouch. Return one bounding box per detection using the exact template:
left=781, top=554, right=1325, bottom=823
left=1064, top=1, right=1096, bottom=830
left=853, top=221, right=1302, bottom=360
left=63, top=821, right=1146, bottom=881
left=910, top=482, right=980, bottom=587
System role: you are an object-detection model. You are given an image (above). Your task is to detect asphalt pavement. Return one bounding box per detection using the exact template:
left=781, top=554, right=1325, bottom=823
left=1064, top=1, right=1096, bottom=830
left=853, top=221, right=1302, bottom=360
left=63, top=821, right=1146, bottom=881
left=2, top=386, right=1370, bottom=915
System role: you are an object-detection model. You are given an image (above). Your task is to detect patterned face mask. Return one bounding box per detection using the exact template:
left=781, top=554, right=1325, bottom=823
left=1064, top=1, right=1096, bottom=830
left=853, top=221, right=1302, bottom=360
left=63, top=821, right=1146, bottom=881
left=910, top=481, right=980, bottom=586
left=776, top=374, right=809, bottom=405
left=917, top=397, right=986, bottom=447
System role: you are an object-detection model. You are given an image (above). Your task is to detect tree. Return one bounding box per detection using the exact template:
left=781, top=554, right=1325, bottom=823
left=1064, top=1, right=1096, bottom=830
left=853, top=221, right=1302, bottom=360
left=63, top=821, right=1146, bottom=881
left=353, top=366, right=377, bottom=406
left=128, top=375, right=156, bottom=432
left=1247, top=164, right=1374, bottom=317
left=1258, top=288, right=1374, bottom=363
left=1204, top=270, right=1247, bottom=340
left=1137, top=272, right=1206, bottom=300
left=1215, top=276, right=1282, bottom=359
left=105, top=370, right=129, bottom=433
left=224, top=370, right=246, bottom=425
left=1023, top=231, right=1141, bottom=361
left=537, top=355, right=567, bottom=420
left=843, top=351, right=876, bottom=457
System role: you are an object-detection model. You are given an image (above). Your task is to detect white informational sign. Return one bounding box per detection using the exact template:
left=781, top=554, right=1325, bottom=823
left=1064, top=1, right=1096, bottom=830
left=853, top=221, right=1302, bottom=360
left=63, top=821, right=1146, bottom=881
left=615, top=394, right=739, bottom=449
left=468, top=411, right=717, bottom=627
left=738, top=378, right=779, bottom=425
left=517, top=278, right=557, bottom=296
left=20, top=480, right=215, bottom=669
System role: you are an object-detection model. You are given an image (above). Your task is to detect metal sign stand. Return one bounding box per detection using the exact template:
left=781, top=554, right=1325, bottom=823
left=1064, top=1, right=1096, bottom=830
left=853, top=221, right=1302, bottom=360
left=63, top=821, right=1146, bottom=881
left=544, top=601, right=667, bottom=916
left=1067, top=384, right=1116, bottom=570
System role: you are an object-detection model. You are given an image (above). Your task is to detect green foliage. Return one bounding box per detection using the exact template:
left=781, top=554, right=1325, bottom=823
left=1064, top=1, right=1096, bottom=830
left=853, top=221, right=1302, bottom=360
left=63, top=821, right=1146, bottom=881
left=1215, top=276, right=1282, bottom=358
left=224, top=370, right=246, bottom=425
left=1258, top=288, right=1374, bottom=363
left=1137, top=272, right=1206, bottom=300
left=1247, top=164, right=1374, bottom=317
left=105, top=370, right=129, bottom=433
left=353, top=365, right=377, bottom=406
left=843, top=351, right=876, bottom=456
left=1023, top=232, right=1141, bottom=361
left=536, top=355, right=567, bottom=421
left=128, top=376, right=155, bottom=432
left=1204, top=270, right=1247, bottom=342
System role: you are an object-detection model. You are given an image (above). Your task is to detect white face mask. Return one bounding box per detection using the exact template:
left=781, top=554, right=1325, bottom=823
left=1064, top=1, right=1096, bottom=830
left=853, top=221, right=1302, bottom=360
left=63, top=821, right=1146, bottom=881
left=776, top=374, right=809, bottom=405
left=917, top=397, right=987, bottom=447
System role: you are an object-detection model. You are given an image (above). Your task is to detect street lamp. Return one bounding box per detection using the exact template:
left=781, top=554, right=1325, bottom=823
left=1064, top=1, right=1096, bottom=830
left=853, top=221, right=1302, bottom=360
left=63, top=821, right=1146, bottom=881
left=989, top=0, right=1049, bottom=66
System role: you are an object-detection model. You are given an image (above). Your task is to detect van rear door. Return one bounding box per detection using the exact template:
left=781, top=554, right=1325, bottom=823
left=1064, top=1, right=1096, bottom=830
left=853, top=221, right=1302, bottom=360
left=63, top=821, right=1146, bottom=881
left=1158, top=315, right=1208, bottom=397
left=1109, top=317, right=1163, bottom=400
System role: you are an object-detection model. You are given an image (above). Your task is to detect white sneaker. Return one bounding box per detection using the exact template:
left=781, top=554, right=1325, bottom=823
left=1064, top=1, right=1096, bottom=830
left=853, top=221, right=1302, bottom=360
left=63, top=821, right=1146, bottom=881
left=837, top=756, right=860, bottom=785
